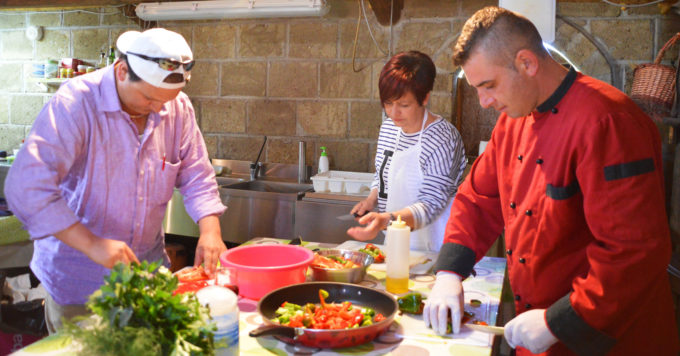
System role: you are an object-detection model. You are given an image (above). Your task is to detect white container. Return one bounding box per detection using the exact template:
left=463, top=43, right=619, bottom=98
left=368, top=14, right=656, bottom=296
left=310, top=170, right=373, bottom=195
left=196, top=286, right=239, bottom=356
left=385, top=215, right=410, bottom=294
left=318, top=146, right=329, bottom=174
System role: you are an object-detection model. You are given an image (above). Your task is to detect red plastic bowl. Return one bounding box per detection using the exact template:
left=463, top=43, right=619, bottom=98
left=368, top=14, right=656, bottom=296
left=219, top=244, right=314, bottom=300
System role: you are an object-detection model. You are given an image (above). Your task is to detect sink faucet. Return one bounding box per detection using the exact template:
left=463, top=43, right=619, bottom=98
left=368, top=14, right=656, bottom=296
left=298, top=141, right=306, bottom=183
left=250, top=136, right=267, bottom=180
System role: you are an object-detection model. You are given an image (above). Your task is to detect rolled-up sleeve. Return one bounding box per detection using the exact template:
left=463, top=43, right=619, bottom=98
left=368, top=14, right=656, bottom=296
left=5, top=94, right=82, bottom=238
left=174, top=97, right=226, bottom=222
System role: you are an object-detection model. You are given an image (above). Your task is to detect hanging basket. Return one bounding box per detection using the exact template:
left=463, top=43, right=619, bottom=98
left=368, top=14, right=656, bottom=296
left=631, top=32, right=679, bottom=119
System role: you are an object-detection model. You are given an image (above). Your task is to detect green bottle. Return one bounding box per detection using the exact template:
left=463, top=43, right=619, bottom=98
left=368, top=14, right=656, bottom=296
left=107, top=46, right=115, bottom=66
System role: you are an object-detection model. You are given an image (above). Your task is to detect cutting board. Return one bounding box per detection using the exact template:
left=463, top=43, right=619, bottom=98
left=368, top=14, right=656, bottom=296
left=335, top=240, right=435, bottom=274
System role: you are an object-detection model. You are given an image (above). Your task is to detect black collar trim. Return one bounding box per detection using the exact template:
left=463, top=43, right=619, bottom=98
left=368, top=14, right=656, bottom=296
left=536, top=66, right=577, bottom=113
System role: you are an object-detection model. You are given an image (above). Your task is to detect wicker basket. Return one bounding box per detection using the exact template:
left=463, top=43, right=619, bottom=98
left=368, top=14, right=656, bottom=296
left=631, top=32, right=679, bottom=118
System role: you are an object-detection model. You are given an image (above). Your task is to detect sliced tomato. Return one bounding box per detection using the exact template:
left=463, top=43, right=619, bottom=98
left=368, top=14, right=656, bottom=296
left=173, top=280, right=210, bottom=295
left=175, top=266, right=210, bottom=283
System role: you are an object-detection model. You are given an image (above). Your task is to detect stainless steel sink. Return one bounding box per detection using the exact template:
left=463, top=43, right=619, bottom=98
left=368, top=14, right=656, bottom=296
left=222, top=180, right=312, bottom=194
left=216, top=176, right=247, bottom=186
left=218, top=179, right=313, bottom=243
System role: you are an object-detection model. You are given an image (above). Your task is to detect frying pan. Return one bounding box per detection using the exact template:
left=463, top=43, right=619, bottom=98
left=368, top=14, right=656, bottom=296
left=249, top=282, right=398, bottom=348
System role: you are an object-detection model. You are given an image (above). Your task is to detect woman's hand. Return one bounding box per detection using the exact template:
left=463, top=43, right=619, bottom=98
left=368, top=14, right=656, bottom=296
left=346, top=212, right=391, bottom=241
left=351, top=189, right=378, bottom=217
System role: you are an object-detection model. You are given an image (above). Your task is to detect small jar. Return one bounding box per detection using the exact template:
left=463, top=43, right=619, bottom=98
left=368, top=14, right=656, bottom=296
left=44, top=59, right=58, bottom=79
left=59, top=67, right=68, bottom=79
left=66, top=68, right=74, bottom=78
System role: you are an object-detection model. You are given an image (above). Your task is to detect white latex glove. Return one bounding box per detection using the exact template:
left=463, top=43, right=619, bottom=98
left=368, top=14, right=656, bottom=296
left=423, top=271, right=464, bottom=334
left=504, top=309, right=559, bottom=354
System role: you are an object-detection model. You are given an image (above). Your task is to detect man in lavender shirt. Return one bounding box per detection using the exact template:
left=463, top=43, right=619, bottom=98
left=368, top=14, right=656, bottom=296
left=4, top=28, right=227, bottom=334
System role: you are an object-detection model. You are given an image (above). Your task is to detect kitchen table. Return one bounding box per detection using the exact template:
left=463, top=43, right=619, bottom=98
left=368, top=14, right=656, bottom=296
left=0, top=215, right=33, bottom=269
left=238, top=237, right=507, bottom=356
left=12, top=237, right=507, bottom=356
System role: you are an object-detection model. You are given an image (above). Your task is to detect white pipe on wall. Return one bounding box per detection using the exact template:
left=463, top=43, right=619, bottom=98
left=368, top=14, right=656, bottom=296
left=499, top=0, right=556, bottom=43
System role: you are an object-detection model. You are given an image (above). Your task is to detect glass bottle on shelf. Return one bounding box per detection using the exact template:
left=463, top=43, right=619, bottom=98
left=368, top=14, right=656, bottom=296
left=97, top=52, right=106, bottom=69
left=107, top=46, right=116, bottom=66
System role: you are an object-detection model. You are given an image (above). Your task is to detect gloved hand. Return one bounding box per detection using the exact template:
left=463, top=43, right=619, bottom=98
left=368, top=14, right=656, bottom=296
left=504, top=309, right=559, bottom=354
left=423, top=271, right=464, bottom=334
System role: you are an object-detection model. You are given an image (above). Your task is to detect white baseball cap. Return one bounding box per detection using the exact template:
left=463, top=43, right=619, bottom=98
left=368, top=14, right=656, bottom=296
left=116, top=28, right=194, bottom=89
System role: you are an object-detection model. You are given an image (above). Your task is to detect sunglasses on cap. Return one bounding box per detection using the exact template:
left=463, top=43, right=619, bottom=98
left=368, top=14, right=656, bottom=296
left=127, top=52, right=195, bottom=72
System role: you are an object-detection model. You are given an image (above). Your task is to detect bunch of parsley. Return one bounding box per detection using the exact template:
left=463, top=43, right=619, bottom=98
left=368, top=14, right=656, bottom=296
left=64, top=260, right=215, bottom=356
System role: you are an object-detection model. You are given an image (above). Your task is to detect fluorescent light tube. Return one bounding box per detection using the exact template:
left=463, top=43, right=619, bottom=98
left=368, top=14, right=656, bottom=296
left=136, top=0, right=329, bottom=21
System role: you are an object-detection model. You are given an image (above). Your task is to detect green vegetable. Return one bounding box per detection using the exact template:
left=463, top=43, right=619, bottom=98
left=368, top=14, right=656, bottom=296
left=398, top=292, right=424, bottom=314
left=328, top=255, right=346, bottom=264
left=361, top=307, right=375, bottom=317
left=63, top=260, right=215, bottom=356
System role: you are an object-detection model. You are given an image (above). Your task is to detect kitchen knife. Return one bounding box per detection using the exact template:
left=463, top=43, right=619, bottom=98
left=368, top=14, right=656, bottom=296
left=336, top=212, right=367, bottom=221
left=465, top=323, right=505, bottom=335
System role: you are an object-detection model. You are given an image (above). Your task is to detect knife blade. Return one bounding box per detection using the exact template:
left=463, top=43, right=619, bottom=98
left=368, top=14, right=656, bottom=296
left=465, top=323, right=504, bottom=335
left=336, top=214, right=356, bottom=221
left=336, top=212, right=367, bottom=221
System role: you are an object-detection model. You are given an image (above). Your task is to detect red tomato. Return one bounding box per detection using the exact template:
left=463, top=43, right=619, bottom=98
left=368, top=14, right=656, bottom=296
left=173, top=280, right=209, bottom=295
left=175, top=266, right=210, bottom=283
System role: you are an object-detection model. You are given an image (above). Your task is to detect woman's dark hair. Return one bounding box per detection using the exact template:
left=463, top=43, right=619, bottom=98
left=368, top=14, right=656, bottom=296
left=119, top=54, right=142, bottom=82
left=378, top=51, right=436, bottom=106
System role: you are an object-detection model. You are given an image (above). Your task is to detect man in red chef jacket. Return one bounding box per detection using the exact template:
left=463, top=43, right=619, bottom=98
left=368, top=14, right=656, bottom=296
left=423, top=6, right=679, bottom=356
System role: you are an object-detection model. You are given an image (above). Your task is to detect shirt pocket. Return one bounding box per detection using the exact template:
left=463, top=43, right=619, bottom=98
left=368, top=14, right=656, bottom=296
left=151, top=159, right=181, bottom=206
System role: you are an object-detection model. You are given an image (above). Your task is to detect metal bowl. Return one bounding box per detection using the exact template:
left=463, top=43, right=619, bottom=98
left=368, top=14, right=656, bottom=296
left=310, top=249, right=374, bottom=284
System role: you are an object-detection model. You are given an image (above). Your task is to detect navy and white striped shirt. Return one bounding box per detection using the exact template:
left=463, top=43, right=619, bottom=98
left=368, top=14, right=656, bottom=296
left=372, top=114, right=467, bottom=229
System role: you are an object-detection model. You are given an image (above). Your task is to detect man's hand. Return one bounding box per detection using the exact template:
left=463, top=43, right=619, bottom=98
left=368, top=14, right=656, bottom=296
left=504, top=309, right=558, bottom=354
left=88, top=238, right=140, bottom=268
left=423, top=272, right=464, bottom=334
left=54, top=222, right=139, bottom=269
left=195, top=215, right=226, bottom=276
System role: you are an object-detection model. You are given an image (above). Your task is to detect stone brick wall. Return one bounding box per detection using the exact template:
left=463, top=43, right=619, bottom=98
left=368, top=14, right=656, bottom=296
left=0, top=0, right=678, bottom=172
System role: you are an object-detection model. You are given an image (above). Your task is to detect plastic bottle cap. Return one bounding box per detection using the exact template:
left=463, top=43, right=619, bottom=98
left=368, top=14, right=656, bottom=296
left=390, top=214, right=407, bottom=229
left=320, top=146, right=327, bottom=156
left=196, top=285, right=238, bottom=316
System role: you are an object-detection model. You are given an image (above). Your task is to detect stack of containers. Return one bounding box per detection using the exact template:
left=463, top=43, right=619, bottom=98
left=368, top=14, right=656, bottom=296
left=311, top=171, right=373, bottom=195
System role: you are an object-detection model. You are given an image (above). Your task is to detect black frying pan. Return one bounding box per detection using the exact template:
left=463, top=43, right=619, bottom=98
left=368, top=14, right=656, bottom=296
left=250, top=282, right=398, bottom=348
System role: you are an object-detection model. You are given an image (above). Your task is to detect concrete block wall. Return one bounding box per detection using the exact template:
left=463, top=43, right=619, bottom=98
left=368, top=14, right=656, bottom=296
left=0, top=0, right=678, bottom=172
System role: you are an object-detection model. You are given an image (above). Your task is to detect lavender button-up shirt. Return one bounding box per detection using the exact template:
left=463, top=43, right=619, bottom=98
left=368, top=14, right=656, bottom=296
left=4, top=66, right=226, bottom=305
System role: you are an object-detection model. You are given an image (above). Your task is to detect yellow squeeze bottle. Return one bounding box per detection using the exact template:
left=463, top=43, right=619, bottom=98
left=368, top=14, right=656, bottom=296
left=385, top=215, right=410, bottom=294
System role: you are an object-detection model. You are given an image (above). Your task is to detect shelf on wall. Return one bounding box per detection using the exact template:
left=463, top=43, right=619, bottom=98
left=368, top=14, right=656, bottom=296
left=27, top=77, right=69, bottom=91
left=27, top=77, right=67, bottom=85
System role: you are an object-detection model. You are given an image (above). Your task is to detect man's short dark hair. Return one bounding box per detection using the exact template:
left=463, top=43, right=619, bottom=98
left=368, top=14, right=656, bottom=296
left=452, top=6, right=548, bottom=68
left=378, top=50, right=436, bottom=106
left=119, top=54, right=142, bottom=82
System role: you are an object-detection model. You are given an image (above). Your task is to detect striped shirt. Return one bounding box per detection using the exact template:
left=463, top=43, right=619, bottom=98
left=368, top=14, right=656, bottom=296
left=372, top=114, right=467, bottom=229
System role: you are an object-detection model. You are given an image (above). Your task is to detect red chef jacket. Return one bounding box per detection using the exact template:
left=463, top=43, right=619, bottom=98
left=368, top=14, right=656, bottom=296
left=435, top=68, right=679, bottom=355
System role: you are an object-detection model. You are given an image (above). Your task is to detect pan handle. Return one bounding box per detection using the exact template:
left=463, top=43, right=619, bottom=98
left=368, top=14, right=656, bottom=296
left=249, top=324, right=296, bottom=339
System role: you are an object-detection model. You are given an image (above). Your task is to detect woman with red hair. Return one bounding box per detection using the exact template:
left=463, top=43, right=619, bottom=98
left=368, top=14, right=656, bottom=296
left=347, top=51, right=467, bottom=252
